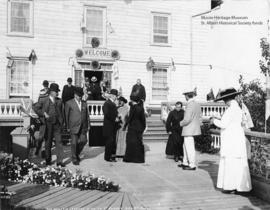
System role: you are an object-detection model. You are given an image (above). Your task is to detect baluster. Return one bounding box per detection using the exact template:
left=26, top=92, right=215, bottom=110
left=90, top=104, right=94, bottom=116
left=100, top=104, right=103, bottom=116
left=3, top=104, right=7, bottom=115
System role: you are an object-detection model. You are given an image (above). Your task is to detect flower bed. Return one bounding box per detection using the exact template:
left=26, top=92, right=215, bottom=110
left=0, top=152, right=119, bottom=192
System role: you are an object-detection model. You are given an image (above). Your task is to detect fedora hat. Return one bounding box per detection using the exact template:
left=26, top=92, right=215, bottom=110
left=74, top=87, right=84, bottom=97
left=49, top=83, right=60, bottom=92
left=214, top=87, right=241, bottom=102
left=110, top=89, right=118, bottom=96
left=67, top=77, right=72, bottom=83
left=91, top=76, right=97, bottom=82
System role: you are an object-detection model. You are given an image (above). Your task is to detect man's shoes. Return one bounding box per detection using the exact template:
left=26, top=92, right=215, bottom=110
left=177, top=163, right=188, bottom=168
left=56, top=162, right=66, bottom=167
left=105, top=158, right=117, bottom=162
left=77, top=156, right=81, bottom=162
left=72, top=161, right=79, bottom=165
left=182, top=166, right=196, bottom=170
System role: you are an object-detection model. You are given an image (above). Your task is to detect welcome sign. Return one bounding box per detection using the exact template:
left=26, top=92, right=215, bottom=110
left=83, top=48, right=113, bottom=60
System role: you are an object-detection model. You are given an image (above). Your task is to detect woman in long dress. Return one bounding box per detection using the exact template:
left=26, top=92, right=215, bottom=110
left=165, top=101, right=184, bottom=162
left=116, top=97, right=129, bottom=158
left=123, top=96, right=146, bottom=163
left=211, top=88, right=252, bottom=193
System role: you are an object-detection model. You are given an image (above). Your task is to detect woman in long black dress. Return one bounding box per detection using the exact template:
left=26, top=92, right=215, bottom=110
left=123, top=95, right=146, bottom=163
left=165, top=101, right=184, bottom=162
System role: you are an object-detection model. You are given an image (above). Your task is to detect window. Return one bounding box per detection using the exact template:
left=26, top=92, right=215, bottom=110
left=84, top=6, right=106, bottom=47
left=7, top=0, right=34, bottom=36
left=9, top=60, right=30, bottom=97
left=151, top=12, right=171, bottom=45
left=152, top=68, right=168, bottom=101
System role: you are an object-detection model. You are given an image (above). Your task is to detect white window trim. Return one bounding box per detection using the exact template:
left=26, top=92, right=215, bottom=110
left=83, top=5, right=107, bottom=48
left=7, top=0, right=34, bottom=37
left=150, top=12, right=171, bottom=47
left=7, top=58, right=32, bottom=98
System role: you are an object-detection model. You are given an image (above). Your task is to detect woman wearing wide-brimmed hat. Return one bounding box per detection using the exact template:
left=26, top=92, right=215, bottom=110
left=210, top=87, right=252, bottom=193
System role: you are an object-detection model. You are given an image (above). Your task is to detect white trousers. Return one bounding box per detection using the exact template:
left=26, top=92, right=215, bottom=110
left=183, top=136, right=196, bottom=168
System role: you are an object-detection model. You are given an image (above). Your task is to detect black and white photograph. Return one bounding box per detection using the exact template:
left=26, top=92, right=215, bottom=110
left=0, top=0, right=270, bottom=209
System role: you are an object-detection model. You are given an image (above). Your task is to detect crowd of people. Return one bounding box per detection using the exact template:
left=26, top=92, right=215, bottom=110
left=31, top=78, right=147, bottom=166
left=165, top=87, right=253, bottom=194
left=29, top=76, right=253, bottom=195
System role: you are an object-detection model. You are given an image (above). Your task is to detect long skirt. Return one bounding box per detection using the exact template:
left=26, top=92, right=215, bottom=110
left=116, top=128, right=127, bottom=157
left=123, top=129, right=145, bottom=163
left=165, top=131, right=184, bottom=158
left=217, top=156, right=252, bottom=192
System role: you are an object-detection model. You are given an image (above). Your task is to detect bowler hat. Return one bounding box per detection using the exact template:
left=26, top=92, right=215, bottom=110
left=91, top=76, right=97, bottom=82
left=49, top=83, right=60, bottom=92
left=110, top=89, right=118, bottom=96
left=67, top=77, right=72, bottom=83
left=74, top=87, right=84, bottom=97
left=214, top=87, right=241, bottom=102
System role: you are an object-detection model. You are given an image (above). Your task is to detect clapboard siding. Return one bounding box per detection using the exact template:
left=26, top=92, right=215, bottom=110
left=0, top=0, right=210, bottom=102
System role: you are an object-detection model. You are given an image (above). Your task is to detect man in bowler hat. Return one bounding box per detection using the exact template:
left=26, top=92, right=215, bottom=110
left=102, top=89, right=119, bottom=162
left=179, top=88, right=201, bottom=170
left=33, top=83, right=65, bottom=166
left=65, top=87, right=90, bottom=165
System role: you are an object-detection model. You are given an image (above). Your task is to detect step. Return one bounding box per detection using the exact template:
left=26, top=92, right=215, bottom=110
left=143, top=135, right=168, bottom=140
left=146, top=127, right=167, bottom=131
left=144, top=130, right=168, bottom=135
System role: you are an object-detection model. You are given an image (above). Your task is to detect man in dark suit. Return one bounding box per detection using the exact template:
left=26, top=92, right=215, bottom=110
left=87, top=76, right=102, bottom=100
left=102, top=89, right=119, bottom=162
left=33, top=83, right=65, bottom=166
left=130, top=79, right=146, bottom=102
left=62, top=77, right=75, bottom=104
left=65, top=87, right=90, bottom=165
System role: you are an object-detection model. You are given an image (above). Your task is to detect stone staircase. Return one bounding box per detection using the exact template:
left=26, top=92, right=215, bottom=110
left=143, top=114, right=168, bottom=141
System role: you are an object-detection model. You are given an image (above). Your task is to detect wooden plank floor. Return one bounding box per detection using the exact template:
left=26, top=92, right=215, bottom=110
left=3, top=141, right=270, bottom=210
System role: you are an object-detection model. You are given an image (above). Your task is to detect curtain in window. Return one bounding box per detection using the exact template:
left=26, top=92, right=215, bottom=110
left=152, top=68, right=168, bottom=100
left=86, top=9, right=103, bottom=45
left=10, top=60, right=30, bottom=96
left=153, top=16, right=168, bottom=44
left=11, top=2, right=30, bottom=33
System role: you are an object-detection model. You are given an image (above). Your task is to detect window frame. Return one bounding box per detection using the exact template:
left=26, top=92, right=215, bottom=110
left=7, top=58, right=32, bottom=98
left=83, top=5, right=107, bottom=48
left=150, top=12, right=171, bottom=47
left=7, top=0, right=34, bottom=37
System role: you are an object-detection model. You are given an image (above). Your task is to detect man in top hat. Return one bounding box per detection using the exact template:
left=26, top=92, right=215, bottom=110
left=179, top=88, right=201, bottom=170
left=102, top=89, right=119, bottom=162
left=33, top=83, right=65, bottom=166
left=87, top=76, right=102, bottom=100
left=65, top=87, right=90, bottom=165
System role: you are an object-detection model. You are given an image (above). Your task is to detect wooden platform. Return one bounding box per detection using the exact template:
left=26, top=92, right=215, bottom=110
left=4, top=182, right=145, bottom=210
left=2, top=142, right=270, bottom=210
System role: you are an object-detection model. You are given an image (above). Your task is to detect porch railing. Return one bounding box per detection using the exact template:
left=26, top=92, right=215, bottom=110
left=161, top=101, right=227, bottom=122
left=0, top=99, right=22, bottom=126
left=87, top=101, right=105, bottom=126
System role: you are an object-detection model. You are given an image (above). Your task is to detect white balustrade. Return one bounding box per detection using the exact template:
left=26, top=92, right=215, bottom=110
left=0, top=101, right=21, bottom=118
left=87, top=101, right=105, bottom=120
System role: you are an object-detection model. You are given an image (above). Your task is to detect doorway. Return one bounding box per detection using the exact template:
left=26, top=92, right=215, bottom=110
left=84, top=71, right=103, bottom=84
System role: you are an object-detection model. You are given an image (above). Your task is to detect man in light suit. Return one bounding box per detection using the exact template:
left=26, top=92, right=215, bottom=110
left=65, top=87, right=90, bottom=165
left=179, top=89, right=201, bottom=170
